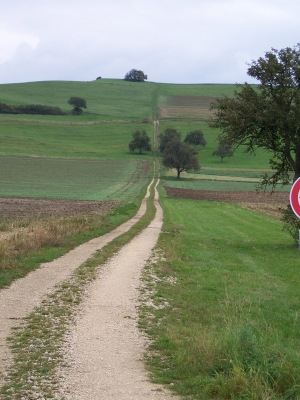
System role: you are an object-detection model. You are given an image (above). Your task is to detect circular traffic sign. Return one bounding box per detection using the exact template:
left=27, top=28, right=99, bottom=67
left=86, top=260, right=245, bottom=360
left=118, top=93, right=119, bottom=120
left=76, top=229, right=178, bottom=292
left=290, top=177, right=300, bottom=218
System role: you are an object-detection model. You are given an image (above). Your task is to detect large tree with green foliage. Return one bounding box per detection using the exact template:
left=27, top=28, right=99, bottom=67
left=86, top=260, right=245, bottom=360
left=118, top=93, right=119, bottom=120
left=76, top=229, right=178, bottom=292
left=184, top=130, right=207, bottom=147
left=158, top=127, right=181, bottom=153
left=128, top=130, right=151, bottom=154
left=210, top=44, right=300, bottom=188
left=68, top=97, right=87, bottom=115
left=213, top=138, right=233, bottom=162
left=162, top=139, right=200, bottom=179
left=124, top=69, right=147, bottom=82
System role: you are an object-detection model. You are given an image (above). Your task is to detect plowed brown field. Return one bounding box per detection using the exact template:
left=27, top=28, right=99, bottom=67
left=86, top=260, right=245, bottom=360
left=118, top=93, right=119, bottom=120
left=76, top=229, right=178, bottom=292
left=0, top=198, right=120, bottom=220
left=165, top=187, right=288, bottom=203
left=159, top=95, right=217, bottom=119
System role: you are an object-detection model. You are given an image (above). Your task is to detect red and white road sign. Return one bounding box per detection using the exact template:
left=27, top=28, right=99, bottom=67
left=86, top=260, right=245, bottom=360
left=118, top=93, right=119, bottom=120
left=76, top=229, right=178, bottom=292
left=290, top=177, right=300, bottom=218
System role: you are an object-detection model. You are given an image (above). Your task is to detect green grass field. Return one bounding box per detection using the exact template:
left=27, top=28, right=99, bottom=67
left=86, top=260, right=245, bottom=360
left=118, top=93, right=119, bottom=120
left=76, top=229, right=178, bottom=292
left=141, top=193, right=300, bottom=399
left=0, top=120, right=154, bottom=158
left=0, top=79, right=154, bottom=120
left=0, top=155, right=150, bottom=200
left=0, top=79, right=276, bottom=200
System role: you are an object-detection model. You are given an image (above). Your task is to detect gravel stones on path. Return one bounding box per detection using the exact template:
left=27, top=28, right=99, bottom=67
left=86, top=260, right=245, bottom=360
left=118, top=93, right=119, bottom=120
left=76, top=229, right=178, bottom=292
left=0, top=183, right=150, bottom=385
left=57, top=183, right=177, bottom=399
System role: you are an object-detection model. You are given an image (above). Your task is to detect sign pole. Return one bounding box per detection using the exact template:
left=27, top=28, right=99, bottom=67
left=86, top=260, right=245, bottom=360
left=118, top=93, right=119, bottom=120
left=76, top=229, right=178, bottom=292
left=290, top=178, right=300, bottom=253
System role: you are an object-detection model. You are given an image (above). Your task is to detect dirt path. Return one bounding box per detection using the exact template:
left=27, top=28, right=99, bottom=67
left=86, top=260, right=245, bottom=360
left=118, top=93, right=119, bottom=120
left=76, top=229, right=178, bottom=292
left=0, top=179, right=152, bottom=384
left=57, top=180, right=177, bottom=399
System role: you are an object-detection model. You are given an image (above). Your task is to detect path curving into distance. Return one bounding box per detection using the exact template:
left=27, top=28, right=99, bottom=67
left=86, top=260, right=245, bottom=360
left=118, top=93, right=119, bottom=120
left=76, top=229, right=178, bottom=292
left=57, top=179, right=177, bottom=399
left=0, top=178, right=153, bottom=383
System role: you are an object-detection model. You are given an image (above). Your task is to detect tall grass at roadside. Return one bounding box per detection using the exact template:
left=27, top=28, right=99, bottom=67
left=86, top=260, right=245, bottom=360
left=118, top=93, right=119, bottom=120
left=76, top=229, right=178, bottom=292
left=140, top=192, right=300, bottom=399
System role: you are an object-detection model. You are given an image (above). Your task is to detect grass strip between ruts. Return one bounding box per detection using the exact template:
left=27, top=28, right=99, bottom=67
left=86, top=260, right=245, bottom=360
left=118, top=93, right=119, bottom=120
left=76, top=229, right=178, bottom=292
left=0, top=173, right=158, bottom=399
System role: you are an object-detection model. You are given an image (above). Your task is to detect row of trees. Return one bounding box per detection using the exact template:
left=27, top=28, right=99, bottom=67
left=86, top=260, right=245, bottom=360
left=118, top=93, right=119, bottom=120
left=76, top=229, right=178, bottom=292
left=128, top=127, right=233, bottom=176
left=129, top=128, right=200, bottom=178
left=0, top=102, right=65, bottom=115
left=0, top=97, right=88, bottom=116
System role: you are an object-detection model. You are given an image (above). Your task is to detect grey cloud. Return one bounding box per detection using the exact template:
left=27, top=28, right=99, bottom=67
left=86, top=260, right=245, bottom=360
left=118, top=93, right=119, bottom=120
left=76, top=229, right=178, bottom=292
left=0, top=0, right=300, bottom=84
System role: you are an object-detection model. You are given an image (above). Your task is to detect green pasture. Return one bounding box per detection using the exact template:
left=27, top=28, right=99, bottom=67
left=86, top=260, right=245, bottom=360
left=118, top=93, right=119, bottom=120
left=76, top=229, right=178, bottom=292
left=142, top=194, right=300, bottom=399
left=0, top=79, right=155, bottom=121
left=163, top=177, right=290, bottom=192
left=156, top=83, right=238, bottom=98
left=0, top=80, right=243, bottom=123
left=158, top=119, right=276, bottom=172
left=0, top=120, right=155, bottom=159
left=0, top=155, right=150, bottom=201
left=0, top=79, right=279, bottom=200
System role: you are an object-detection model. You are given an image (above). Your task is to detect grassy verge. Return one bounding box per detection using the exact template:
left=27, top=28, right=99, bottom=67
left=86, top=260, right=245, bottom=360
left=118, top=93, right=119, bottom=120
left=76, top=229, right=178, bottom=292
left=140, top=187, right=300, bottom=399
left=0, top=173, right=158, bottom=399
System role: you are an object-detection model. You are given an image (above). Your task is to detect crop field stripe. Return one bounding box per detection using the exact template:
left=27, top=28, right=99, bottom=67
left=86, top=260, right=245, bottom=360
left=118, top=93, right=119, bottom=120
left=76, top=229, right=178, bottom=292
left=0, top=155, right=150, bottom=201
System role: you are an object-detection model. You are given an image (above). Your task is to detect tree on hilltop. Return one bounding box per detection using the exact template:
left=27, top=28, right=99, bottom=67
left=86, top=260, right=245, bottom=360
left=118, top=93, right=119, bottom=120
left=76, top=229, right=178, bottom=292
left=129, top=130, right=152, bottom=154
left=68, top=97, right=87, bottom=115
left=124, top=69, right=148, bottom=82
left=184, top=130, right=207, bottom=147
left=210, top=44, right=300, bottom=188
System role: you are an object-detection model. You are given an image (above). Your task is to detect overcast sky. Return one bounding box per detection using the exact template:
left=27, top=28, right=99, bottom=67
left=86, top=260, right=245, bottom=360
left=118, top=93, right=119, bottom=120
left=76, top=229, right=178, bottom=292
left=0, top=0, right=299, bottom=85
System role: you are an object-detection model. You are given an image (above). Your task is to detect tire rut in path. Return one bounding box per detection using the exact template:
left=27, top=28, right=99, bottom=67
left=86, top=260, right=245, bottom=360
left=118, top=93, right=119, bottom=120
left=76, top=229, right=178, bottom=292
left=0, top=179, right=152, bottom=385
left=57, top=181, right=177, bottom=399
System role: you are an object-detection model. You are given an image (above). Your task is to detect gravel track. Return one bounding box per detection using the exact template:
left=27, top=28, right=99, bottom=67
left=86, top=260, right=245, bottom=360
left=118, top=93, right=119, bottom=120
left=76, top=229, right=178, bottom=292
left=0, top=180, right=152, bottom=386
left=57, top=180, right=177, bottom=399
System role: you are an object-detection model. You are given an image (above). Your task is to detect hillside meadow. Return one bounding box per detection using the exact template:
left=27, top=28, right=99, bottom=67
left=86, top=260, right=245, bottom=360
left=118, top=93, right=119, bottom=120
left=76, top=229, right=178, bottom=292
left=0, top=79, right=286, bottom=198
left=141, top=193, right=300, bottom=400
left=0, top=78, right=295, bottom=399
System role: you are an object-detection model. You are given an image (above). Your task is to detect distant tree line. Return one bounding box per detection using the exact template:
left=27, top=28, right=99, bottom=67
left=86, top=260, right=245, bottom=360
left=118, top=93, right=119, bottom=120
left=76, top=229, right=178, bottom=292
left=127, top=125, right=232, bottom=177
left=0, top=102, right=65, bottom=115
left=0, top=96, right=88, bottom=116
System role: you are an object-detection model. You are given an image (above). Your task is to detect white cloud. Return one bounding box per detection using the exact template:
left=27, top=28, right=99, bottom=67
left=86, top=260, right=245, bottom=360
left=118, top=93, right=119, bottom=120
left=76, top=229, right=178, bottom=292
left=0, top=30, right=39, bottom=64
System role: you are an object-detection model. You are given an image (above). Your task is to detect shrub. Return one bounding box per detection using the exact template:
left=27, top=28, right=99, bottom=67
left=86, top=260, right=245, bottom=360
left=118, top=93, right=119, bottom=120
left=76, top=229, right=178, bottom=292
left=0, top=102, right=65, bottom=115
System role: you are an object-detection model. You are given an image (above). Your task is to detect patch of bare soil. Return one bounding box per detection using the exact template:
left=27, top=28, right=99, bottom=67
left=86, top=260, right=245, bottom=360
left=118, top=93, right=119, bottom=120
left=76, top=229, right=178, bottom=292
left=164, top=187, right=288, bottom=218
left=0, top=198, right=121, bottom=220
left=159, top=106, right=213, bottom=119
left=159, top=95, right=218, bottom=119
left=166, top=95, right=218, bottom=107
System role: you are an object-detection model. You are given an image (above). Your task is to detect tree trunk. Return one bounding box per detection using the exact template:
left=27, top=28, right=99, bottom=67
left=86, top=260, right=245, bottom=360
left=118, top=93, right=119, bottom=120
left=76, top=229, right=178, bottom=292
left=177, top=168, right=180, bottom=179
